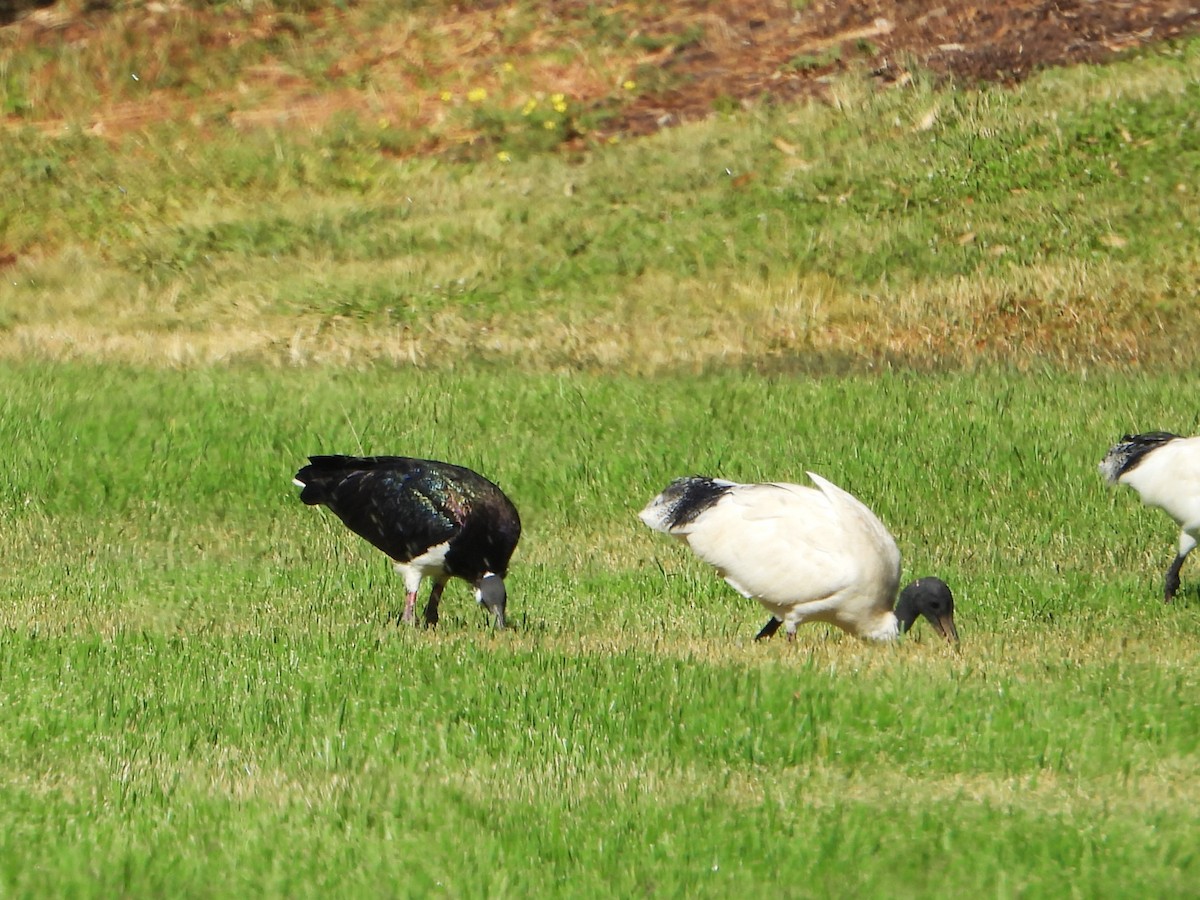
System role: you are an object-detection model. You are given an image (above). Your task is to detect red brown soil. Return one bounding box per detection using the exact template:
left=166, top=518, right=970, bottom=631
left=5, top=1, right=1200, bottom=148
left=615, top=0, right=1200, bottom=136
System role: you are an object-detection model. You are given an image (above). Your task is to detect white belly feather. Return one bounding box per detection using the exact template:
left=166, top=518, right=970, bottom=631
left=394, top=540, right=451, bottom=592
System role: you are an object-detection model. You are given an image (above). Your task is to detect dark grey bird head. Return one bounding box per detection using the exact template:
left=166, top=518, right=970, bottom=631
left=1099, top=432, right=1180, bottom=485
left=475, top=573, right=508, bottom=630
left=895, top=577, right=958, bottom=643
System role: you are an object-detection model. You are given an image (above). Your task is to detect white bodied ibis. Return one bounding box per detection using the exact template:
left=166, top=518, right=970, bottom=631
left=1100, top=432, right=1200, bottom=602
left=639, top=473, right=958, bottom=643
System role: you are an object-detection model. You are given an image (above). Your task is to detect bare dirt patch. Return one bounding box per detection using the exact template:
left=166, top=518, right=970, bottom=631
left=614, top=0, right=1200, bottom=136
left=4, top=1, right=1200, bottom=151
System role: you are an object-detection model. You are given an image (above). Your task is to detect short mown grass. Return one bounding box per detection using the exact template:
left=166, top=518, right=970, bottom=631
left=1, top=363, right=1197, bottom=896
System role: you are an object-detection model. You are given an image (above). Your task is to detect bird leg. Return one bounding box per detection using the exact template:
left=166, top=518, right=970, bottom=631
left=395, top=564, right=424, bottom=626
left=423, top=581, right=446, bottom=628
left=1165, top=534, right=1197, bottom=603
left=754, top=617, right=783, bottom=641
left=1164, top=554, right=1186, bottom=603
left=401, top=591, right=418, bottom=625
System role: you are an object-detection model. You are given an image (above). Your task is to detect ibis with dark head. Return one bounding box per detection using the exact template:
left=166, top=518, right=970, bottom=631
left=639, top=473, right=958, bottom=644
left=1100, top=432, right=1200, bottom=602
left=294, top=455, right=521, bottom=628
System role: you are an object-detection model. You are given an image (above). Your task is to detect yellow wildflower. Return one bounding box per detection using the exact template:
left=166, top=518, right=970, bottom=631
left=497, top=150, right=512, bottom=162
left=439, top=91, right=453, bottom=102
left=623, top=80, right=637, bottom=91
left=467, top=87, right=488, bottom=103
left=521, top=98, right=538, bottom=116
left=543, top=119, right=557, bottom=130
left=551, top=93, right=568, bottom=113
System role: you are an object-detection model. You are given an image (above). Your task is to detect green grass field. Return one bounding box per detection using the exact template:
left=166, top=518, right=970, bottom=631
left=2, top=4, right=1200, bottom=895
left=1, top=364, right=1197, bottom=896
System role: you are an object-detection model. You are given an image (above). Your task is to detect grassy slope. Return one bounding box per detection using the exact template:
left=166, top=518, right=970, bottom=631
left=1, top=364, right=1197, bottom=896
left=3, top=36, right=1200, bottom=369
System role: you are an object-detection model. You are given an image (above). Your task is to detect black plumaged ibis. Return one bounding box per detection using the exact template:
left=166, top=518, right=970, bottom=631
left=294, top=455, right=521, bottom=628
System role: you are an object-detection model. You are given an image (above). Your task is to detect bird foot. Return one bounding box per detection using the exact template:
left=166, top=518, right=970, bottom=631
left=754, top=618, right=782, bottom=641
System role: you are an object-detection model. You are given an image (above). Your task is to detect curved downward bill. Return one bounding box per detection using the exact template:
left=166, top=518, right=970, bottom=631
left=933, top=613, right=960, bottom=644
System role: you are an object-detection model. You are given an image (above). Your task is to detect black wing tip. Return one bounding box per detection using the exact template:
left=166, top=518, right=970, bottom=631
left=296, top=483, right=324, bottom=505
left=1101, top=431, right=1181, bottom=483
left=656, top=475, right=734, bottom=529
left=293, top=455, right=389, bottom=504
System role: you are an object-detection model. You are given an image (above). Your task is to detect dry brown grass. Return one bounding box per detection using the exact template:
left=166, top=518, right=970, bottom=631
left=0, top=260, right=1178, bottom=372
